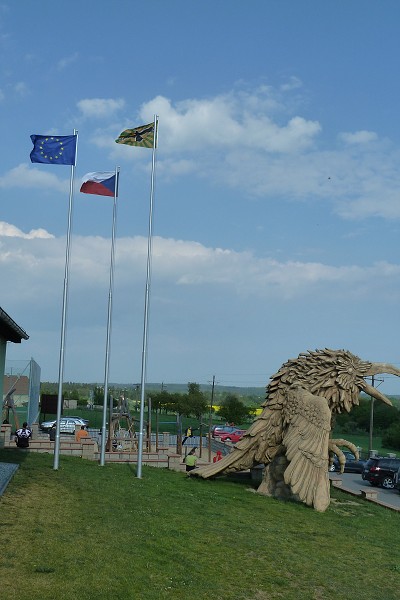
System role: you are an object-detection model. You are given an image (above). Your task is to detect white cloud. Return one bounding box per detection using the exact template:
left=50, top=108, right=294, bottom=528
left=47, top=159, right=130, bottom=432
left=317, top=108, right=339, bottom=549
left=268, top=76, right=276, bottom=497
left=0, top=221, right=53, bottom=239
left=57, top=52, right=79, bottom=70
left=77, top=98, right=126, bottom=118
left=280, top=76, right=303, bottom=91
left=14, top=81, right=29, bottom=96
left=339, top=130, right=378, bottom=145
left=0, top=163, right=68, bottom=193
left=139, top=91, right=321, bottom=153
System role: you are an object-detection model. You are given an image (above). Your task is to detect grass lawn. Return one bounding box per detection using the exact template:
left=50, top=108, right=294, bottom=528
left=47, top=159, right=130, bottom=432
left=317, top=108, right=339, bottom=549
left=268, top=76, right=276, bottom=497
left=1, top=449, right=399, bottom=600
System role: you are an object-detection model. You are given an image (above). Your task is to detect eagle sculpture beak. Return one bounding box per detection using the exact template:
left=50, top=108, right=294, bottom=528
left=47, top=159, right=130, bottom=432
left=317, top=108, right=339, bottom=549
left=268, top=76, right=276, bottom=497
left=362, top=362, right=400, bottom=406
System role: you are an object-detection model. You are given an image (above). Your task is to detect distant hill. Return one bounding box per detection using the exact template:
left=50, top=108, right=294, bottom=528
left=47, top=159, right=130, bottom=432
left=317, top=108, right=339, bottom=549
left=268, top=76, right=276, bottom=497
left=41, top=381, right=266, bottom=398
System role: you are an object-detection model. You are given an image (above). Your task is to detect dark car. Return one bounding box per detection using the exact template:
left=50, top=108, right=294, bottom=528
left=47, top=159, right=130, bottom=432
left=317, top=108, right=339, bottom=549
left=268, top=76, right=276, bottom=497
left=329, top=451, right=366, bottom=474
left=362, top=456, right=400, bottom=489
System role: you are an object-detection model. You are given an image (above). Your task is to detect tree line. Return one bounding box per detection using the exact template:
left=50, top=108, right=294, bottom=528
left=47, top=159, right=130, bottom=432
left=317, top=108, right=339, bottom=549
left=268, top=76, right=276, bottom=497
left=335, top=395, right=400, bottom=450
left=40, top=381, right=257, bottom=425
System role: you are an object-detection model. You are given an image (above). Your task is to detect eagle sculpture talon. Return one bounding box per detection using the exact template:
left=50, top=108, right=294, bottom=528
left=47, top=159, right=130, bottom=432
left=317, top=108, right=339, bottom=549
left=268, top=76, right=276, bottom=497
left=329, top=439, right=359, bottom=473
left=192, top=349, right=400, bottom=511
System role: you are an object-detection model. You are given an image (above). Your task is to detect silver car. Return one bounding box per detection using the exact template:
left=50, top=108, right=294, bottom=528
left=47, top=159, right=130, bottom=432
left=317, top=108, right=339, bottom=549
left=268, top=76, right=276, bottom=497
left=40, top=416, right=89, bottom=434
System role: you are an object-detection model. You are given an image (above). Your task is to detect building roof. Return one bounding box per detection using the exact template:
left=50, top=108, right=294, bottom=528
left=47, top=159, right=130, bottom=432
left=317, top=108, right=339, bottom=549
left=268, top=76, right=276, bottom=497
left=0, top=307, right=29, bottom=343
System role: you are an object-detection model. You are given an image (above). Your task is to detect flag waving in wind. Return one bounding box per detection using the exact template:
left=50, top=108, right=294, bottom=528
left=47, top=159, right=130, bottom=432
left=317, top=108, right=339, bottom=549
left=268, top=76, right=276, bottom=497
left=115, top=122, right=155, bottom=148
left=30, top=134, right=77, bottom=165
left=80, top=172, right=117, bottom=197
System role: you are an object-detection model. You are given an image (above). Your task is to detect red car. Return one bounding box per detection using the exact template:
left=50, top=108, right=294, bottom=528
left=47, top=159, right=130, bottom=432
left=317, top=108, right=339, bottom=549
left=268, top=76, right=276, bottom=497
left=219, top=429, right=246, bottom=443
left=211, top=425, right=238, bottom=438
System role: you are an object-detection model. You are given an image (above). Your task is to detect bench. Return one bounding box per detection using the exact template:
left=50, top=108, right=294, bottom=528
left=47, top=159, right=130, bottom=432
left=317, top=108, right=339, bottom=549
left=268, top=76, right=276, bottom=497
left=361, top=488, right=379, bottom=500
left=329, top=476, right=343, bottom=488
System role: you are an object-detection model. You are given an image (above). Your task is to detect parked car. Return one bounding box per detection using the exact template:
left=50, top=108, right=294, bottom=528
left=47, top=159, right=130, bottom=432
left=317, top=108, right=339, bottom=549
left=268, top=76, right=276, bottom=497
left=394, top=467, right=400, bottom=493
left=329, top=451, right=366, bottom=474
left=219, top=429, right=246, bottom=443
left=362, top=456, right=400, bottom=489
left=211, top=425, right=239, bottom=438
left=40, top=416, right=89, bottom=434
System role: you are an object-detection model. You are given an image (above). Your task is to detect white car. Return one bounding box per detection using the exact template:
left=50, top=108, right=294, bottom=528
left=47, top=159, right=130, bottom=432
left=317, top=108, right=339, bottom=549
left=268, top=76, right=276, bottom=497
left=40, top=417, right=89, bottom=434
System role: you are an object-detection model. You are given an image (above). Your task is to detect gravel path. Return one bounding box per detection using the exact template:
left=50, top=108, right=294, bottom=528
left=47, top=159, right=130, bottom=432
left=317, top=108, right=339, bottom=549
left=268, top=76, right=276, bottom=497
left=0, top=462, right=19, bottom=496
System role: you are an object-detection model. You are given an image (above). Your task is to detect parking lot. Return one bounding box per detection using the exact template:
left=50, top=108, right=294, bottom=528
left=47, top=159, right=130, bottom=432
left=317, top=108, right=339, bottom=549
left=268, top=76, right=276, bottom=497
left=332, top=472, right=400, bottom=511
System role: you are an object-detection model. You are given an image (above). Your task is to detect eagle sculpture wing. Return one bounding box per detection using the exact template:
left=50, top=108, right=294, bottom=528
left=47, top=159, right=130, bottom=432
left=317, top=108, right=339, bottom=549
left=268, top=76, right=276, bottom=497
left=282, top=385, right=331, bottom=511
left=192, top=404, right=284, bottom=480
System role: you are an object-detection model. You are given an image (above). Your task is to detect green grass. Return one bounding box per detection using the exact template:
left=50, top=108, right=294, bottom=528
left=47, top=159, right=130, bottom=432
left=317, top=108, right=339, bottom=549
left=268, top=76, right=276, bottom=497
left=1, top=449, right=399, bottom=600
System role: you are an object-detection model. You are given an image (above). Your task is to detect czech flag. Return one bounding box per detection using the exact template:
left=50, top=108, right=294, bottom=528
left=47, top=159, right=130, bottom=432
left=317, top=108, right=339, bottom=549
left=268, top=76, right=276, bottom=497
left=80, top=172, right=117, bottom=197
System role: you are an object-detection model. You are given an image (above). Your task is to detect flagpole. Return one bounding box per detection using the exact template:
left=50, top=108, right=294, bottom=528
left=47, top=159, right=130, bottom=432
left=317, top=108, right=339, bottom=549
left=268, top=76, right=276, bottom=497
left=137, top=115, right=158, bottom=478
left=53, top=129, right=78, bottom=470
left=100, top=167, right=120, bottom=466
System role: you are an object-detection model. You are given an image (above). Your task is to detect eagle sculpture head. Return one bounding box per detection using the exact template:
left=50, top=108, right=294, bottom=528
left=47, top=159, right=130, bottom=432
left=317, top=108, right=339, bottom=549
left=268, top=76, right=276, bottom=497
left=267, top=348, right=400, bottom=413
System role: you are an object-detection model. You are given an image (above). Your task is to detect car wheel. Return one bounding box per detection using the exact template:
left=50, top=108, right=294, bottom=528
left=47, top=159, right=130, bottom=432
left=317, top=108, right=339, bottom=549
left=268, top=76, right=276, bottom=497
left=329, top=464, right=336, bottom=472
left=225, top=437, right=231, bottom=442
left=382, top=476, right=395, bottom=489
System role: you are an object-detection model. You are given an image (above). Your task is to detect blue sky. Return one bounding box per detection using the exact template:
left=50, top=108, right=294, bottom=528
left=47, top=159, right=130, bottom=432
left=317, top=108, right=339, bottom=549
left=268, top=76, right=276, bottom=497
left=2, top=1, right=400, bottom=394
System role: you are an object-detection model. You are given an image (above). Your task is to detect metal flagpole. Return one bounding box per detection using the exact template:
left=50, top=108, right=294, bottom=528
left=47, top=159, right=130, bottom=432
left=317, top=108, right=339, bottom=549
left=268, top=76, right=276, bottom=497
left=53, top=129, right=78, bottom=470
left=137, top=115, right=158, bottom=478
left=100, top=167, right=120, bottom=466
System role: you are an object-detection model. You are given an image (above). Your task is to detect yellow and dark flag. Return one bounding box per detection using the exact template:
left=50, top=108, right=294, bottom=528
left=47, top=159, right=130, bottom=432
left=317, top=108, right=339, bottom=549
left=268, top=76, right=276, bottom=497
left=115, top=122, right=155, bottom=148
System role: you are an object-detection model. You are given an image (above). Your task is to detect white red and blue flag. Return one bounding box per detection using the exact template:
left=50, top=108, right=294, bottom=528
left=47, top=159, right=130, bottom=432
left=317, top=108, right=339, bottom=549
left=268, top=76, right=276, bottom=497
left=80, top=171, right=117, bottom=197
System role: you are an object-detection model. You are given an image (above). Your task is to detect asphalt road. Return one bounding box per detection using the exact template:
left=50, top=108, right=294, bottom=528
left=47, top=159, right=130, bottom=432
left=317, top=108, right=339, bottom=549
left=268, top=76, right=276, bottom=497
left=334, top=472, right=400, bottom=510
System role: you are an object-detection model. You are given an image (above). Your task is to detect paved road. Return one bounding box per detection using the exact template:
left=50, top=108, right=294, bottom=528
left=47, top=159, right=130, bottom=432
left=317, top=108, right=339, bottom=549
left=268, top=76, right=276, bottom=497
left=332, top=472, right=400, bottom=510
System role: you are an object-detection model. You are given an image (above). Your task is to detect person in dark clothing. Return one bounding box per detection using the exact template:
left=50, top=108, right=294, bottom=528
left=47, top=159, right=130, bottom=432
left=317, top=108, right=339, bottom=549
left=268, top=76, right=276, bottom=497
left=49, top=424, right=56, bottom=441
left=182, top=425, right=195, bottom=445
left=15, top=422, right=32, bottom=448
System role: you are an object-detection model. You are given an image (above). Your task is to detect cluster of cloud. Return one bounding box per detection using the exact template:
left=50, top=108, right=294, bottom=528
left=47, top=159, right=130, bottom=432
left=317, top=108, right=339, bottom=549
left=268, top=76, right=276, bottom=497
left=2, top=83, right=399, bottom=221
left=2, top=80, right=400, bottom=381
left=2, top=221, right=400, bottom=312
left=3, top=219, right=400, bottom=382
left=79, top=85, right=400, bottom=221
left=134, top=88, right=395, bottom=218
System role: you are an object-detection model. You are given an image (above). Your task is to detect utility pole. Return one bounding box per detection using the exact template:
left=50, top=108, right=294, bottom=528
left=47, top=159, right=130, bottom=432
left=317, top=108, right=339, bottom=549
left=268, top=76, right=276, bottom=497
left=208, top=375, right=215, bottom=462
left=368, top=375, right=375, bottom=455
left=368, top=375, right=384, bottom=455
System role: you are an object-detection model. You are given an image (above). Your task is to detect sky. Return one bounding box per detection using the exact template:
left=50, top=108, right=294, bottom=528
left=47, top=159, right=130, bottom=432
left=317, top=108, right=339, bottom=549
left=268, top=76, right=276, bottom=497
left=2, top=0, right=400, bottom=394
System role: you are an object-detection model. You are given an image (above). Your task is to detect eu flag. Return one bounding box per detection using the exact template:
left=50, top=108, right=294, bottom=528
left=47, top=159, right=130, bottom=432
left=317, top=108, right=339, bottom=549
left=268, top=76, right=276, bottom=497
left=30, top=134, right=77, bottom=165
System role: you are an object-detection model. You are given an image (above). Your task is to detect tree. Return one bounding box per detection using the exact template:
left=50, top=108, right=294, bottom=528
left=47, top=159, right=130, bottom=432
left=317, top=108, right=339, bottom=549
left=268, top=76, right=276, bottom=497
left=186, top=382, right=208, bottom=420
left=382, top=422, right=400, bottom=451
left=217, top=394, right=251, bottom=425
left=335, top=396, right=400, bottom=434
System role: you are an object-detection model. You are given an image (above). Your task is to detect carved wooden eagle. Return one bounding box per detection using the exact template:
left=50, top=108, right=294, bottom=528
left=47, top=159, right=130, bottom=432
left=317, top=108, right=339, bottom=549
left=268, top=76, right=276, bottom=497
left=192, top=349, right=400, bottom=511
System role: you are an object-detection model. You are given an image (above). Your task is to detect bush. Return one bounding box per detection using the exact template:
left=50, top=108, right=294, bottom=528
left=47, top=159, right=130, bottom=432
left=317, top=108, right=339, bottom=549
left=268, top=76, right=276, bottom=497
left=381, top=422, right=400, bottom=451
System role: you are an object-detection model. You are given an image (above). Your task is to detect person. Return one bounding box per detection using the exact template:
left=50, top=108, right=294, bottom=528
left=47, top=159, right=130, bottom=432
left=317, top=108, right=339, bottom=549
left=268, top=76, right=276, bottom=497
left=182, top=425, right=194, bottom=446
left=14, top=422, right=32, bottom=448
left=185, top=447, right=198, bottom=472
left=75, top=425, right=89, bottom=443
left=213, top=450, right=223, bottom=463
left=49, top=423, right=56, bottom=441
